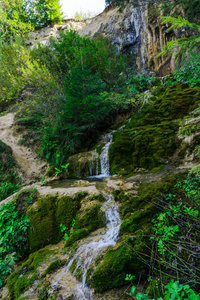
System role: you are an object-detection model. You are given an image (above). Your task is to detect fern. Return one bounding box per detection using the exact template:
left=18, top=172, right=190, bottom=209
left=157, top=16, right=200, bottom=59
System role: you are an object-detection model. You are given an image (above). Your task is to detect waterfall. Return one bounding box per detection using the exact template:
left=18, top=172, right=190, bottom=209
left=88, top=131, right=114, bottom=178
left=51, top=194, right=121, bottom=299
left=99, top=132, right=113, bottom=177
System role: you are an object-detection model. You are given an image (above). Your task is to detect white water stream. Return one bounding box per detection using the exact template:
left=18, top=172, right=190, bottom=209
left=88, top=131, right=114, bottom=178
left=51, top=130, right=122, bottom=299
left=67, top=194, right=121, bottom=299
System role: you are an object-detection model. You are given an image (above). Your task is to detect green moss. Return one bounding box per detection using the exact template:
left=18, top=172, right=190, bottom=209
left=7, top=267, right=38, bottom=299
left=91, top=238, right=149, bottom=292
left=42, top=259, right=66, bottom=277
left=13, top=188, right=38, bottom=214
left=65, top=228, right=89, bottom=247
left=110, top=122, right=178, bottom=174
left=89, top=194, right=105, bottom=202
left=109, top=83, right=200, bottom=175
left=96, top=143, right=104, bottom=155
left=37, top=281, right=51, bottom=300
left=26, top=194, right=82, bottom=252
left=65, top=203, right=106, bottom=247
left=7, top=248, right=56, bottom=299
left=74, top=204, right=106, bottom=233
left=119, top=172, right=188, bottom=235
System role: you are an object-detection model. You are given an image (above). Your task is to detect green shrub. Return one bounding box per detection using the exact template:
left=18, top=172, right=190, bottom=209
left=174, top=51, right=200, bottom=87
left=0, top=200, right=30, bottom=286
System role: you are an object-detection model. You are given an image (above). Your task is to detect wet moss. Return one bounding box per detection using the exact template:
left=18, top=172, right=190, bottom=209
left=91, top=238, right=149, bottom=292
left=109, top=83, right=200, bottom=175
left=74, top=204, right=106, bottom=233
left=65, top=204, right=106, bottom=247
left=26, top=194, right=83, bottom=252
left=42, top=259, right=66, bottom=277
left=65, top=228, right=89, bottom=247
left=7, top=248, right=55, bottom=299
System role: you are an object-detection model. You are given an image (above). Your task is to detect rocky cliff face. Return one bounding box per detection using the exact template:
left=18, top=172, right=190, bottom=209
left=28, top=1, right=181, bottom=76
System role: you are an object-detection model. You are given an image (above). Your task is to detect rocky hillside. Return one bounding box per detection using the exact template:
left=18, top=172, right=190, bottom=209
left=0, top=0, right=200, bottom=299
left=28, top=2, right=182, bottom=76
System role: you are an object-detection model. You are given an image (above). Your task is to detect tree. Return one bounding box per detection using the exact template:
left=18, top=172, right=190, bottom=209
left=0, top=0, right=33, bottom=42
left=28, top=0, right=63, bottom=27
left=0, top=0, right=63, bottom=42
left=158, top=16, right=200, bottom=59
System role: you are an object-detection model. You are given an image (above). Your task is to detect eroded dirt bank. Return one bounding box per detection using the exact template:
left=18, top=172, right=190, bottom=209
left=0, top=113, right=47, bottom=184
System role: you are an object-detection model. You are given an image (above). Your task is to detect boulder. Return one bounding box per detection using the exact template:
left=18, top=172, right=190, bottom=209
left=67, top=151, right=101, bottom=178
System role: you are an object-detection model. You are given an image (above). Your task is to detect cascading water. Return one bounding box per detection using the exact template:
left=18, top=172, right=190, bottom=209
left=51, top=130, right=121, bottom=299
left=99, top=132, right=114, bottom=177
left=51, top=194, right=122, bottom=299
left=67, top=194, right=121, bottom=299
left=88, top=131, right=114, bottom=178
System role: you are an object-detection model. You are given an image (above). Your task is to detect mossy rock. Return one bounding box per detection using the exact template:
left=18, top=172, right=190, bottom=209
left=109, top=83, right=200, bottom=174
left=110, top=122, right=178, bottom=174
left=74, top=204, right=106, bottom=233
left=67, top=151, right=101, bottom=177
left=42, top=259, right=66, bottom=277
left=13, top=188, right=39, bottom=214
left=91, top=238, right=149, bottom=292
left=7, top=268, right=37, bottom=299
left=65, top=204, right=106, bottom=247
left=26, top=193, right=85, bottom=252
left=7, top=248, right=56, bottom=299
left=65, top=228, right=89, bottom=247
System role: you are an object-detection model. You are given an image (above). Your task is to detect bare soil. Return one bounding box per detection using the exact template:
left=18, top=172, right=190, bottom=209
left=0, top=113, right=47, bottom=184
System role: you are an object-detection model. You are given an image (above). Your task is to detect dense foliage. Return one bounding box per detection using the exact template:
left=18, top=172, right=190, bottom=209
left=0, top=0, right=63, bottom=42
left=124, top=174, right=200, bottom=299
left=1, top=31, right=152, bottom=167
left=158, top=16, right=200, bottom=59
left=0, top=201, right=30, bottom=287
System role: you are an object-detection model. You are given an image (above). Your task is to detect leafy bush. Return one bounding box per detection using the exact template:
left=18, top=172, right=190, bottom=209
left=12, top=30, right=153, bottom=166
left=125, top=277, right=200, bottom=300
left=0, top=200, right=30, bottom=286
left=174, top=51, right=200, bottom=87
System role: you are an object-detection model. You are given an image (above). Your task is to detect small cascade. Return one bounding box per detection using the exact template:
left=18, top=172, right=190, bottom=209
left=52, top=194, right=121, bottom=299
left=99, top=132, right=114, bottom=177
left=88, top=131, right=114, bottom=178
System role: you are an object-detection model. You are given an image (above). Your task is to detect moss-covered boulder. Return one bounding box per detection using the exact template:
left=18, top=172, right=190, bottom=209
left=26, top=193, right=86, bottom=252
left=0, top=140, right=21, bottom=201
left=65, top=203, right=106, bottom=247
left=67, top=151, right=101, bottom=177
left=88, top=172, right=187, bottom=292
left=91, top=238, right=149, bottom=292
left=109, top=83, right=200, bottom=175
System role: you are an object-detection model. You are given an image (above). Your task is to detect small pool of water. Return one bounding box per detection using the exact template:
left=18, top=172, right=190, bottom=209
left=49, top=176, right=105, bottom=189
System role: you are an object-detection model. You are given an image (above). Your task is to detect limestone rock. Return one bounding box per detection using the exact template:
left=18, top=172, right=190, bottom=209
left=27, top=1, right=183, bottom=76
left=67, top=151, right=101, bottom=178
